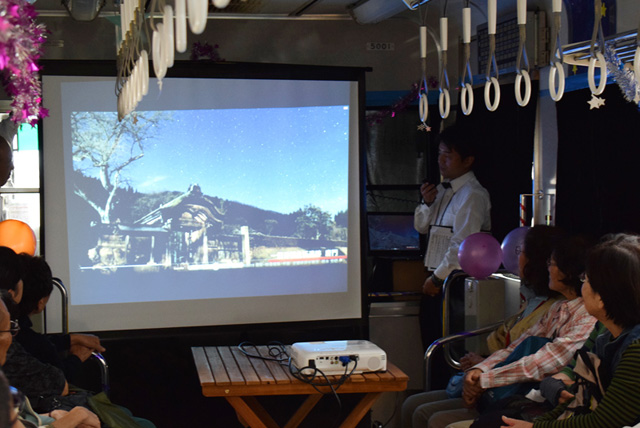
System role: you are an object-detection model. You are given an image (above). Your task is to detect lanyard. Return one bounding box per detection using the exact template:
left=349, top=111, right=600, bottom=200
left=435, top=187, right=455, bottom=226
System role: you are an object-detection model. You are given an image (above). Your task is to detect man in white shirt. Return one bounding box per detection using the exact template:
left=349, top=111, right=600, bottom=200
left=415, top=125, right=491, bottom=295
left=414, top=125, right=491, bottom=360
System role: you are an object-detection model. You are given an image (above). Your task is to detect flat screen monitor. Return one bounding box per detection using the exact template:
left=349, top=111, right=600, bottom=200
left=40, top=61, right=365, bottom=334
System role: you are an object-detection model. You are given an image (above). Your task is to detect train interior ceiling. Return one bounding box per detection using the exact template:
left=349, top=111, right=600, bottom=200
left=1, top=0, right=639, bottom=427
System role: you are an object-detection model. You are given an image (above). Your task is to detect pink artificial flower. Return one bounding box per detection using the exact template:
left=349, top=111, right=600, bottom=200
left=8, top=4, right=20, bottom=18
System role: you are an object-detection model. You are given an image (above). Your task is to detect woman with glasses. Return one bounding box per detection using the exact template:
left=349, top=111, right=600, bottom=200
left=447, top=235, right=598, bottom=428
left=402, top=226, right=598, bottom=428
left=0, top=291, right=100, bottom=428
left=500, top=233, right=640, bottom=428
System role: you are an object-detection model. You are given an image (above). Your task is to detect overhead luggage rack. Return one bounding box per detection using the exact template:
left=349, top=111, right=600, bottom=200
left=562, top=29, right=638, bottom=67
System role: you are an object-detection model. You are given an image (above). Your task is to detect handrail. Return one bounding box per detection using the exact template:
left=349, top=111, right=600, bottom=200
left=423, top=321, right=503, bottom=391
left=91, top=352, right=110, bottom=396
left=52, top=278, right=69, bottom=334
left=51, top=277, right=110, bottom=396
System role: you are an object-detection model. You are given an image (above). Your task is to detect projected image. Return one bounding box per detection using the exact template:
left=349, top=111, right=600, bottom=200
left=68, top=105, right=349, bottom=304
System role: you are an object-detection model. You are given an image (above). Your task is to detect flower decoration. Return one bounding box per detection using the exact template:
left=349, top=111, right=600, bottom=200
left=0, top=0, right=48, bottom=125
left=366, top=82, right=422, bottom=126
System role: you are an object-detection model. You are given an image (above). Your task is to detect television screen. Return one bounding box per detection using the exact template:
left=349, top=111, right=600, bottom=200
left=367, top=212, right=421, bottom=259
left=41, top=61, right=365, bottom=333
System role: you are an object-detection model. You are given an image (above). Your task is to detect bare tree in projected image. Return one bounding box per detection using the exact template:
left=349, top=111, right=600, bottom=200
left=71, top=111, right=172, bottom=224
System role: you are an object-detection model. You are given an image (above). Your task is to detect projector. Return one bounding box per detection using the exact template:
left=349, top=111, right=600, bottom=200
left=290, top=340, right=387, bottom=375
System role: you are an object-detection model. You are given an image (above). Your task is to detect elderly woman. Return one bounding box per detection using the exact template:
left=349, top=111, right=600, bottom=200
left=0, top=290, right=100, bottom=428
left=502, top=233, right=640, bottom=428
left=402, top=226, right=598, bottom=428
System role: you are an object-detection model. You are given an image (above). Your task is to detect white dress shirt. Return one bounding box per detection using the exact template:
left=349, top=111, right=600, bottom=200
left=414, top=170, right=491, bottom=280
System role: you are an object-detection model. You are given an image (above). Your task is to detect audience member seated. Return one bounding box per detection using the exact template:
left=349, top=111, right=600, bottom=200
left=0, top=252, right=155, bottom=427
left=0, top=246, right=24, bottom=304
left=498, top=233, right=640, bottom=428
left=446, top=235, right=596, bottom=428
left=402, top=229, right=597, bottom=428
left=402, top=226, right=564, bottom=428
left=460, top=226, right=567, bottom=370
left=16, top=254, right=105, bottom=384
left=0, top=290, right=101, bottom=428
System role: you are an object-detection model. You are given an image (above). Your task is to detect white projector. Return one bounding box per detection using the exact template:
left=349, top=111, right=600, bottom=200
left=290, top=340, right=387, bottom=375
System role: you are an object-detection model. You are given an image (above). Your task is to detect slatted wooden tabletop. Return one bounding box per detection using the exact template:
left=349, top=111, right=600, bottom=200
left=192, top=345, right=409, bottom=398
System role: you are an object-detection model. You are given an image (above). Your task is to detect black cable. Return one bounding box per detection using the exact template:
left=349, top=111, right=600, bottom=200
left=380, top=391, right=401, bottom=427
left=287, top=357, right=359, bottom=428
left=286, top=356, right=358, bottom=390
left=237, top=341, right=289, bottom=363
left=239, top=342, right=359, bottom=428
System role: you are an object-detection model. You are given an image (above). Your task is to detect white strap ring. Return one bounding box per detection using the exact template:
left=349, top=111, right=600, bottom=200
left=515, top=70, right=531, bottom=107
left=419, top=93, right=429, bottom=123
left=588, top=51, right=607, bottom=95
left=461, top=83, right=474, bottom=116
left=549, top=61, right=565, bottom=102
left=439, top=88, right=450, bottom=119
left=484, top=77, right=500, bottom=111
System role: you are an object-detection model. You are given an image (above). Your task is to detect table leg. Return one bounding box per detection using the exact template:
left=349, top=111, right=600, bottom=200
left=226, top=396, right=280, bottom=428
left=338, top=392, right=382, bottom=428
left=283, top=394, right=323, bottom=428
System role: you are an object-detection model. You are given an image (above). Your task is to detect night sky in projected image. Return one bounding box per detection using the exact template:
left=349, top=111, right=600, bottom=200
left=118, top=105, right=350, bottom=215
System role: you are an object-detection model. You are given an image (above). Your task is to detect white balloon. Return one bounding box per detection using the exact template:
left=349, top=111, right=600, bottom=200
left=175, top=0, right=187, bottom=53
left=187, top=0, right=208, bottom=35
left=163, top=5, right=175, bottom=68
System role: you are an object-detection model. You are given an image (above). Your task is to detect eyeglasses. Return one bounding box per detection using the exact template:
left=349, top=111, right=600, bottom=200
left=0, top=320, right=20, bottom=337
left=8, top=386, right=25, bottom=426
left=579, top=272, right=588, bottom=283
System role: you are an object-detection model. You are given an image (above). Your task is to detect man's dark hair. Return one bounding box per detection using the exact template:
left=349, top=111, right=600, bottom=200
left=551, top=235, right=593, bottom=297
left=17, top=254, right=53, bottom=317
left=521, top=225, right=566, bottom=298
left=0, top=247, right=22, bottom=293
left=436, top=125, right=476, bottom=160
left=586, top=233, right=640, bottom=329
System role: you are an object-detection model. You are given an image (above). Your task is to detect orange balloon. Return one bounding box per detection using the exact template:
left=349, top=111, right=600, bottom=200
left=0, top=219, right=37, bottom=256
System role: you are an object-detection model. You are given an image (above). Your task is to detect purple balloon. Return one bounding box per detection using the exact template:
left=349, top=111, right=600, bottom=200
left=501, top=226, right=530, bottom=275
left=458, top=233, right=503, bottom=279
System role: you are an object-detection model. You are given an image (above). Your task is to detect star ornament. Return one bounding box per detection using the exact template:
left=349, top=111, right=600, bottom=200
left=417, top=123, right=431, bottom=132
left=588, top=94, right=605, bottom=110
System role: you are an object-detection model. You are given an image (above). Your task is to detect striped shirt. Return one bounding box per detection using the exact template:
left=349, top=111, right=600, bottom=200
left=534, top=340, right=640, bottom=428
left=473, top=297, right=597, bottom=389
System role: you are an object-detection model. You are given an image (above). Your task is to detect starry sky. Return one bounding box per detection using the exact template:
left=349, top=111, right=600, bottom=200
left=74, top=105, right=351, bottom=216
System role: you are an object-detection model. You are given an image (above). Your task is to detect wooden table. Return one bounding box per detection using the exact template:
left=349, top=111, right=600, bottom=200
left=192, top=345, right=409, bottom=428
